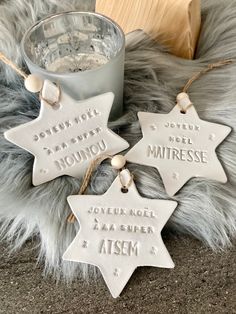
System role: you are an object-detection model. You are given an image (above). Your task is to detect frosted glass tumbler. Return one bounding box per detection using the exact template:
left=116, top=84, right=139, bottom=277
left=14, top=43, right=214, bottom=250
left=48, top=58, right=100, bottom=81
left=21, top=11, right=125, bottom=120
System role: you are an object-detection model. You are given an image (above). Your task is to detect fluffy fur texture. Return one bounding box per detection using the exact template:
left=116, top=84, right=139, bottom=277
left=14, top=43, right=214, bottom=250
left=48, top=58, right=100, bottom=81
left=0, top=0, right=236, bottom=280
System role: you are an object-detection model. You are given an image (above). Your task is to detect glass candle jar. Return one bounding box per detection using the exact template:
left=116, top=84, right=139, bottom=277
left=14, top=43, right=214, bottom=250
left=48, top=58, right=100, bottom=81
left=21, top=11, right=125, bottom=120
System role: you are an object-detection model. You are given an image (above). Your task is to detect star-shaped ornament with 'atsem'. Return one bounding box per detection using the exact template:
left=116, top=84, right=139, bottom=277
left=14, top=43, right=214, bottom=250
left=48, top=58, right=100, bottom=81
left=126, top=99, right=231, bottom=196
left=4, top=81, right=129, bottom=185
left=63, top=169, right=177, bottom=298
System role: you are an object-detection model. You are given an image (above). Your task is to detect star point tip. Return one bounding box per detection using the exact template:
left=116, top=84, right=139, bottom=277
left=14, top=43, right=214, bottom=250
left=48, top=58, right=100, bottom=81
left=219, top=173, right=228, bottom=184
left=226, top=125, right=232, bottom=136
left=32, top=175, right=41, bottom=187
left=171, top=200, right=178, bottom=210
left=4, top=129, right=15, bottom=142
left=98, top=91, right=115, bottom=103
left=168, top=260, right=175, bottom=269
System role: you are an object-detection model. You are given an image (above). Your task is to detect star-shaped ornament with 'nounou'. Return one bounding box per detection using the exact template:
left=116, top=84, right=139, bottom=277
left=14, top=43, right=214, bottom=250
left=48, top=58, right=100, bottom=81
left=4, top=81, right=129, bottom=185
left=126, top=101, right=231, bottom=196
left=63, top=169, right=177, bottom=298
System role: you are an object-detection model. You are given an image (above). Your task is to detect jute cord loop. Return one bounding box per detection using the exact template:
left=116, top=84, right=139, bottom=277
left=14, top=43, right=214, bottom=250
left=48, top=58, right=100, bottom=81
left=67, top=154, right=134, bottom=223
left=39, top=84, right=61, bottom=107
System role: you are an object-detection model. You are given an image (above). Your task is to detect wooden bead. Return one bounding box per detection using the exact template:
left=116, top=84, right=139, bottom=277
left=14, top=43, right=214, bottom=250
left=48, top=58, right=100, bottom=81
left=24, top=74, right=43, bottom=93
left=176, top=92, right=192, bottom=108
left=176, top=92, right=189, bottom=102
left=111, top=155, right=126, bottom=170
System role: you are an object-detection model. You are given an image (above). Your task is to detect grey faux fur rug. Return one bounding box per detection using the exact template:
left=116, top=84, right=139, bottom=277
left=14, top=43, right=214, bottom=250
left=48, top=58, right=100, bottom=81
left=0, top=0, right=236, bottom=280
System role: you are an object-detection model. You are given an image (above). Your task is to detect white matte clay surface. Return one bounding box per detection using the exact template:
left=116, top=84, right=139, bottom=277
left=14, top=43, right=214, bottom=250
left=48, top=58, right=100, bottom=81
left=63, top=169, right=177, bottom=298
left=4, top=81, right=129, bottom=185
left=126, top=105, right=231, bottom=196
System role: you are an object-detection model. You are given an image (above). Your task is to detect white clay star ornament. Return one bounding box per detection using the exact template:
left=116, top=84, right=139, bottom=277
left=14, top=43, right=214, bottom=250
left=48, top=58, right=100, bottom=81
left=126, top=93, right=231, bottom=196
left=63, top=168, right=177, bottom=298
left=4, top=80, right=129, bottom=185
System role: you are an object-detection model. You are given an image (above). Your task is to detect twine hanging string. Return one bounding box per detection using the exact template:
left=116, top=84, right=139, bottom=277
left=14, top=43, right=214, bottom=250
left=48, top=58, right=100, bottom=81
left=39, top=84, right=62, bottom=107
left=67, top=154, right=134, bottom=223
left=182, top=59, right=233, bottom=94
left=0, top=51, right=61, bottom=106
left=176, top=59, right=234, bottom=113
left=119, top=170, right=134, bottom=193
left=68, top=154, right=111, bottom=223
left=0, top=52, right=28, bottom=79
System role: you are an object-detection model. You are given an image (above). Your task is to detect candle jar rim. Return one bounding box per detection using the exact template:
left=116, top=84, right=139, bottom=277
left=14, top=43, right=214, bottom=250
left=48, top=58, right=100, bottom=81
left=21, top=11, right=125, bottom=77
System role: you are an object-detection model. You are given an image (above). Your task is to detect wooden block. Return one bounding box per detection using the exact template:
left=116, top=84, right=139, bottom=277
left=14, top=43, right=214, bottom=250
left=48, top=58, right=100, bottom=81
left=96, top=0, right=201, bottom=59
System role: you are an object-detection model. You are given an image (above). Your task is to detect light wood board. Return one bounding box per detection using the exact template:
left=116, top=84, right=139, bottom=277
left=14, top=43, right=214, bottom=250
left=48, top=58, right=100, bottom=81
left=96, top=0, right=201, bottom=59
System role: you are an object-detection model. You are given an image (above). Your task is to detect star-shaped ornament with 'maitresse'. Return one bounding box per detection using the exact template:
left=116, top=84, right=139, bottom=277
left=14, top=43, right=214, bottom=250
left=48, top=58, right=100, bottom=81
left=126, top=93, right=231, bottom=196
left=4, top=81, right=129, bottom=185
left=63, top=169, right=177, bottom=298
